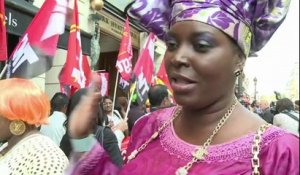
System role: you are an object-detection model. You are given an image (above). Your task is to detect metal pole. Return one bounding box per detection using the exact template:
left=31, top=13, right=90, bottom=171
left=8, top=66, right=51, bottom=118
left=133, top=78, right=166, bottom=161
left=112, top=72, right=120, bottom=113
left=0, top=64, right=8, bottom=79
left=124, top=82, right=136, bottom=120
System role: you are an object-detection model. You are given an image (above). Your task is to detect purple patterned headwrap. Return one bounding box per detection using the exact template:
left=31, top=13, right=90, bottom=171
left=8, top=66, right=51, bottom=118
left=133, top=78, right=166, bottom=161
left=128, top=0, right=291, bottom=57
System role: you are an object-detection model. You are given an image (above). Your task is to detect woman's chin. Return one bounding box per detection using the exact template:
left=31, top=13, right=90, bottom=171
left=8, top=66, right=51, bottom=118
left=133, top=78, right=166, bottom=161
left=173, top=95, right=196, bottom=107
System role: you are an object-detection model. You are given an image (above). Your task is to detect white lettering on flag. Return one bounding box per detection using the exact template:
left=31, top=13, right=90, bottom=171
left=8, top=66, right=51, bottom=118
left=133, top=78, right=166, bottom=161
left=11, top=34, right=39, bottom=73
left=41, top=0, right=67, bottom=40
left=137, top=71, right=150, bottom=96
left=71, top=67, right=85, bottom=88
left=100, top=73, right=108, bottom=96
left=119, top=77, right=130, bottom=89
left=116, top=58, right=132, bottom=74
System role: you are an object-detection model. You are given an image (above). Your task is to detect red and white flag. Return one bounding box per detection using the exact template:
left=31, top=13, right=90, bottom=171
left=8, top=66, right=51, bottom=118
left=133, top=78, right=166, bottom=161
left=0, top=0, right=7, bottom=61
left=156, top=59, right=172, bottom=92
left=59, top=0, right=91, bottom=96
left=116, top=17, right=133, bottom=81
left=133, top=33, right=155, bottom=104
left=7, top=0, right=68, bottom=78
left=98, top=72, right=109, bottom=96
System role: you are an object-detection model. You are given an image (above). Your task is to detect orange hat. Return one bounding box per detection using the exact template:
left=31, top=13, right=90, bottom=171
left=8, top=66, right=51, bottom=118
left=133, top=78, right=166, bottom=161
left=0, top=78, right=50, bottom=125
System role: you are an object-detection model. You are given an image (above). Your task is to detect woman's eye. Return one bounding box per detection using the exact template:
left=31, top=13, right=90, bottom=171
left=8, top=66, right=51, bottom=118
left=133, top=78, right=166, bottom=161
left=194, top=40, right=213, bottom=52
left=166, top=40, right=178, bottom=51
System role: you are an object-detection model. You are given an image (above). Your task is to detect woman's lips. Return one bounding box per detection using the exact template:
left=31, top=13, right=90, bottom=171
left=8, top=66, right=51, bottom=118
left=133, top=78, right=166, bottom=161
left=170, top=75, right=197, bottom=93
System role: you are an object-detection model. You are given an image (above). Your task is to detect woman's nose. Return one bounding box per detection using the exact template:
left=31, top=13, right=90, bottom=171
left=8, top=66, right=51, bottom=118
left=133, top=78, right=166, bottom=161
left=170, top=45, right=190, bottom=68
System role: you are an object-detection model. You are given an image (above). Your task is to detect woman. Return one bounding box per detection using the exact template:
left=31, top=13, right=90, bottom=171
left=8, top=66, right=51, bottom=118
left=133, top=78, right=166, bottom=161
left=60, top=89, right=123, bottom=166
left=68, top=0, right=298, bottom=174
left=0, top=78, right=68, bottom=175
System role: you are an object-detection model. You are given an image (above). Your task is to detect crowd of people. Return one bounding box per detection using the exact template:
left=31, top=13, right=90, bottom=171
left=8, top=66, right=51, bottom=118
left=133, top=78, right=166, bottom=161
left=0, top=0, right=299, bottom=174
left=238, top=95, right=299, bottom=136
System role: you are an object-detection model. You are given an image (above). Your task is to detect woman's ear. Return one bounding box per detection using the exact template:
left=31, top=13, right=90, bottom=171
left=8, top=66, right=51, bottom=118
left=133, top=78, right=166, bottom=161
left=234, top=51, right=246, bottom=73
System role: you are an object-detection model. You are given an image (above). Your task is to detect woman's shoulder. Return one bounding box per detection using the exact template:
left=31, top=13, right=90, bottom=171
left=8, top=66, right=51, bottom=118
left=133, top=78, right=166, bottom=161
left=23, top=134, right=68, bottom=158
left=262, top=125, right=299, bottom=151
left=4, top=134, right=69, bottom=174
left=259, top=126, right=299, bottom=174
left=199, top=125, right=297, bottom=163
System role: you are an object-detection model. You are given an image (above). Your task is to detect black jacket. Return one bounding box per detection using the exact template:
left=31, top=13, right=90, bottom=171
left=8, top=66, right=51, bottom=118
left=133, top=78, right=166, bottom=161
left=95, top=126, right=123, bottom=167
left=60, top=126, right=123, bottom=167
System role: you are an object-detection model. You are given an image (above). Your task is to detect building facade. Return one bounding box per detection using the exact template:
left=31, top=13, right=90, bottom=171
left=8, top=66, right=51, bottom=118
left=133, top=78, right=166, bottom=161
left=2, top=0, right=167, bottom=99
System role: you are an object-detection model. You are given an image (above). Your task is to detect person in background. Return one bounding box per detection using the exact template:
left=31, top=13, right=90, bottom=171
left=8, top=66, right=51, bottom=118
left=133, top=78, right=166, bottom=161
left=238, top=94, right=251, bottom=110
left=40, top=92, right=69, bottom=146
left=148, top=84, right=173, bottom=112
left=259, top=99, right=274, bottom=124
left=127, top=94, right=146, bottom=135
left=101, top=96, right=128, bottom=148
left=67, top=0, right=298, bottom=174
left=273, top=98, right=299, bottom=136
left=117, top=96, right=129, bottom=119
left=251, top=100, right=262, bottom=115
left=59, top=89, right=123, bottom=166
left=0, top=78, right=68, bottom=174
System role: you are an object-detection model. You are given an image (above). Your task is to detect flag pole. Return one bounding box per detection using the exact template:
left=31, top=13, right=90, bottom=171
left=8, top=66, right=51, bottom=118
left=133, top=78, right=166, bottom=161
left=124, top=82, right=136, bottom=120
left=112, top=71, right=120, bottom=113
left=0, top=63, right=8, bottom=79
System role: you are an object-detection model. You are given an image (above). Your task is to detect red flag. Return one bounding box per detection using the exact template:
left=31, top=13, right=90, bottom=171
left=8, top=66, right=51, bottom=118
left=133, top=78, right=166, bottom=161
left=7, top=0, right=68, bottom=78
left=59, top=0, right=91, bottom=95
left=116, top=17, right=133, bottom=81
left=0, top=0, right=7, bottom=61
left=156, top=59, right=172, bottom=92
left=98, top=72, right=109, bottom=96
left=133, top=33, right=155, bottom=103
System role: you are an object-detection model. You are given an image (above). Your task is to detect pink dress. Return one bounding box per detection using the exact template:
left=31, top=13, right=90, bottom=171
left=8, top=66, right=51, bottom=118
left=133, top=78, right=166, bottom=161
left=70, top=107, right=299, bottom=175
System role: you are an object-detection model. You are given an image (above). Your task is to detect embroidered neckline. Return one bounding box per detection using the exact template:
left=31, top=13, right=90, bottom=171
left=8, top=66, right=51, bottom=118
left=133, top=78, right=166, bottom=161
left=159, top=107, right=285, bottom=163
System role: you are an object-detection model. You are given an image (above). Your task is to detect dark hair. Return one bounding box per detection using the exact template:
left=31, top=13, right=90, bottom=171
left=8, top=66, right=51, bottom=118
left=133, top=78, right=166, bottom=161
left=60, top=88, right=87, bottom=157
left=101, top=96, right=113, bottom=104
left=117, top=96, right=128, bottom=112
left=251, top=100, right=258, bottom=108
left=148, top=84, right=169, bottom=107
left=114, top=101, right=124, bottom=119
left=50, top=92, right=69, bottom=115
left=60, top=88, right=102, bottom=157
left=66, top=89, right=88, bottom=117
left=275, top=98, right=295, bottom=113
left=100, top=96, right=113, bottom=125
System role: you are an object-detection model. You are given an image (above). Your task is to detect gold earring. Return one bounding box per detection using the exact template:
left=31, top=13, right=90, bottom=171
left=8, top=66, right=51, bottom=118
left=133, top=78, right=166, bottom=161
left=9, top=120, right=26, bottom=136
left=234, top=70, right=241, bottom=77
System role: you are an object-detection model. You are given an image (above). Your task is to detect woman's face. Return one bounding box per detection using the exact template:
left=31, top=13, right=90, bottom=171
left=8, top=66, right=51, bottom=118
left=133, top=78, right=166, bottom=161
left=164, top=21, right=244, bottom=109
left=103, top=98, right=113, bottom=113
left=0, top=116, right=12, bottom=142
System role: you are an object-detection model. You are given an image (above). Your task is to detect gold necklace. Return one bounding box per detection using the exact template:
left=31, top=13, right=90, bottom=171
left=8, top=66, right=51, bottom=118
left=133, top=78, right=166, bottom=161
left=127, top=99, right=238, bottom=175
left=176, top=100, right=237, bottom=175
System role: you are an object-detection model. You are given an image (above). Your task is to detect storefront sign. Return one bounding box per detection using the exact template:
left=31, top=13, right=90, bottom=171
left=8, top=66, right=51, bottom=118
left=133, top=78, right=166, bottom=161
left=5, top=8, right=33, bottom=36
left=99, top=11, right=140, bottom=48
left=5, top=6, right=92, bottom=55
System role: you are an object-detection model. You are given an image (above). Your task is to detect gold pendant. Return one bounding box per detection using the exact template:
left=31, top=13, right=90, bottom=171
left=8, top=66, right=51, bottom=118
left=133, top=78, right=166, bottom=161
left=176, top=167, right=188, bottom=175
left=151, top=132, right=159, bottom=139
left=128, top=150, right=138, bottom=160
left=193, top=147, right=208, bottom=160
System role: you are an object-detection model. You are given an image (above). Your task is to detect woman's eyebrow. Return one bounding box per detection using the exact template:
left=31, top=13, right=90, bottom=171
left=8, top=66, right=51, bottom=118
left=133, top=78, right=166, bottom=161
left=165, top=31, right=176, bottom=38
left=190, top=31, right=213, bottom=38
